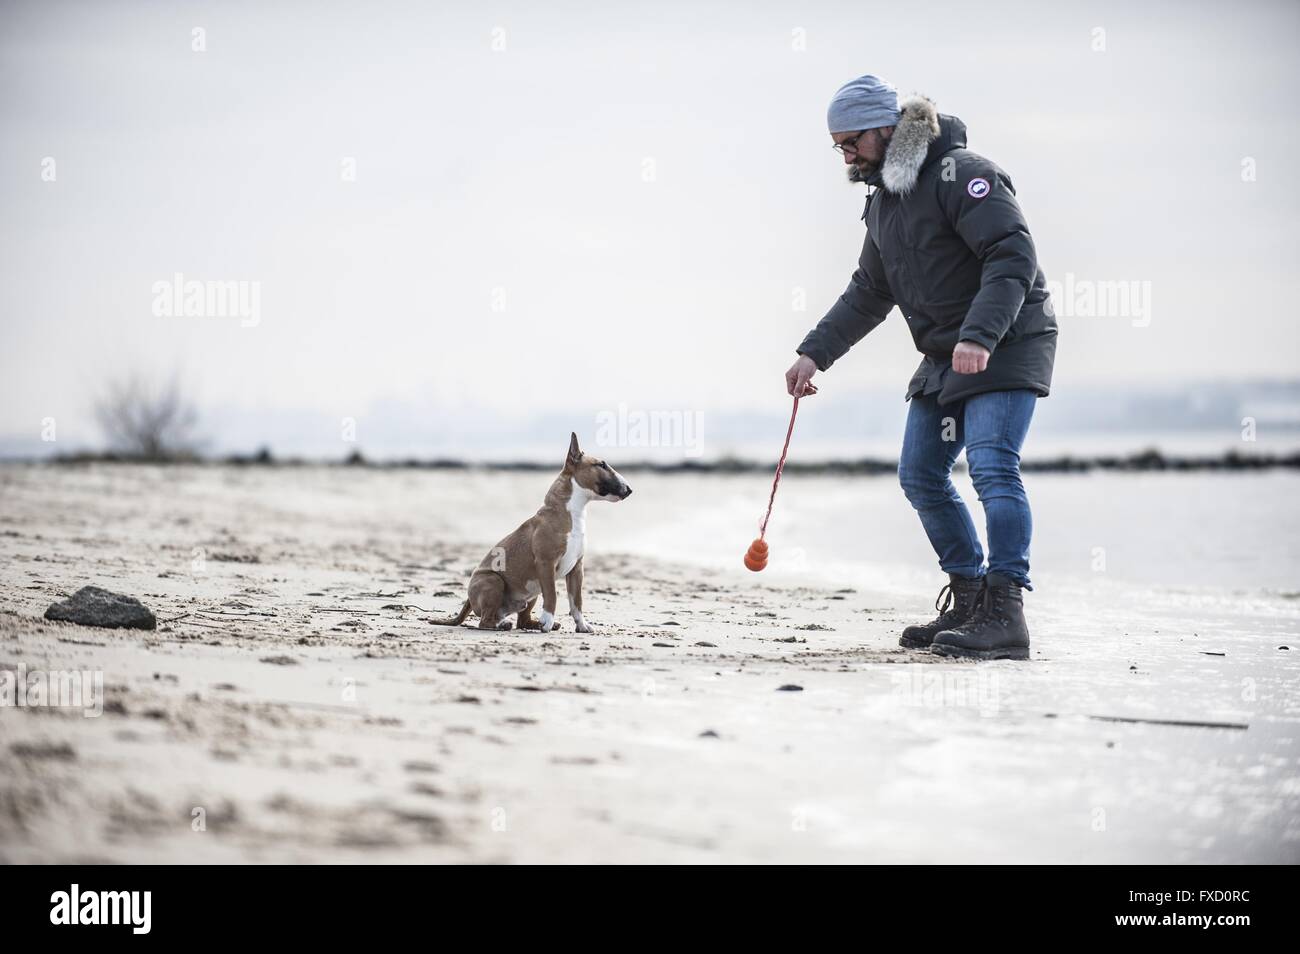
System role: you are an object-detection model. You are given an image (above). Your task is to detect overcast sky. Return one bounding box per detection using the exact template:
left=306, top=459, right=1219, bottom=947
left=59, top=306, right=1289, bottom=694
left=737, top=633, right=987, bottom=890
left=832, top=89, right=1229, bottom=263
left=2, top=0, right=1297, bottom=456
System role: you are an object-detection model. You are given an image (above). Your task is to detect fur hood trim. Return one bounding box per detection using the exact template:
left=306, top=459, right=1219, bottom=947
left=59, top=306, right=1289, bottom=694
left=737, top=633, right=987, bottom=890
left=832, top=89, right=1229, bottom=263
left=881, top=95, right=941, bottom=195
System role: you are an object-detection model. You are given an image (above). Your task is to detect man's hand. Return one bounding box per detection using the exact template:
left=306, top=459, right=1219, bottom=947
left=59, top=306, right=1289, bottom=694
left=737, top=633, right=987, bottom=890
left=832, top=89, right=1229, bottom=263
left=951, top=341, right=990, bottom=375
left=785, top=354, right=820, bottom=398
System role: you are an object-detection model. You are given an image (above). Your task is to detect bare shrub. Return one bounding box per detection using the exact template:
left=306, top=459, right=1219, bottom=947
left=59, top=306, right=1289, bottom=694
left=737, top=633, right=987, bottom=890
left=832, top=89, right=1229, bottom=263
left=94, top=375, right=200, bottom=460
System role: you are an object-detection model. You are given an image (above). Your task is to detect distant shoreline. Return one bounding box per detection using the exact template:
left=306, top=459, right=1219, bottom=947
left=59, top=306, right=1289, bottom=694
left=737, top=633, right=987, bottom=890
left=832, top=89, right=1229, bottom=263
left=8, top=447, right=1300, bottom=474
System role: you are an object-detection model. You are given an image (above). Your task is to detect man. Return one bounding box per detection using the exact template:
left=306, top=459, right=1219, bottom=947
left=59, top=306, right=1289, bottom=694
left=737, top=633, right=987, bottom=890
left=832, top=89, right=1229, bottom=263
left=786, top=74, right=1057, bottom=661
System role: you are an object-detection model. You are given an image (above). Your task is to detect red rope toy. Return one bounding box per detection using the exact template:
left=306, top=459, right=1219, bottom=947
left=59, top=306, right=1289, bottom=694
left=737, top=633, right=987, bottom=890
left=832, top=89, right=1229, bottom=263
left=745, top=394, right=800, bottom=572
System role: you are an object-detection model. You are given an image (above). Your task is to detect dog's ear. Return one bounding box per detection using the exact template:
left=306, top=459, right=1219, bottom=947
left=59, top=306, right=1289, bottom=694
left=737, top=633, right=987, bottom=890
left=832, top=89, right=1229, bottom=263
left=565, top=432, right=582, bottom=470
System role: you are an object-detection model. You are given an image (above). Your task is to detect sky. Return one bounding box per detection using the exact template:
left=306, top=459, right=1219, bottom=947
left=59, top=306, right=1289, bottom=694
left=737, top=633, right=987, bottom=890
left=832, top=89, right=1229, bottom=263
left=1, top=0, right=1297, bottom=459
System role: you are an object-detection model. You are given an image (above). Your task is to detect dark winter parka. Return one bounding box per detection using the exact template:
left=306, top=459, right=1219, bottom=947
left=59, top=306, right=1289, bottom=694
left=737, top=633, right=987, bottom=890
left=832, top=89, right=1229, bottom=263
left=796, top=95, right=1057, bottom=405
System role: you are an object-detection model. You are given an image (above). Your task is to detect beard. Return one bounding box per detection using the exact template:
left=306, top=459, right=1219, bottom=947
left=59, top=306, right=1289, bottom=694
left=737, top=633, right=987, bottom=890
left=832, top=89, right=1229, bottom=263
left=846, top=159, right=878, bottom=184
left=845, top=129, right=891, bottom=183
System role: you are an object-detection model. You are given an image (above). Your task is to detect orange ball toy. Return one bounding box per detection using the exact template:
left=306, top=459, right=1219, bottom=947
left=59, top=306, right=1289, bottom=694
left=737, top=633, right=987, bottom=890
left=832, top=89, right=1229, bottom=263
left=744, top=538, right=769, bottom=572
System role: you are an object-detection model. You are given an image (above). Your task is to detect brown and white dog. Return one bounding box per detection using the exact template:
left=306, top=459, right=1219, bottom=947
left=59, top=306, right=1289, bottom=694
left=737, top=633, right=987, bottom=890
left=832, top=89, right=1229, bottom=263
left=432, top=433, right=631, bottom=633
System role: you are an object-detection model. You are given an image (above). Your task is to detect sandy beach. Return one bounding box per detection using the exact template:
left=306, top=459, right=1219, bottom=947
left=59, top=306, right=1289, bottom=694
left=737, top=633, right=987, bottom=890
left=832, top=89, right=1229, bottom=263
left=2, top=462, right=1298, bottom=863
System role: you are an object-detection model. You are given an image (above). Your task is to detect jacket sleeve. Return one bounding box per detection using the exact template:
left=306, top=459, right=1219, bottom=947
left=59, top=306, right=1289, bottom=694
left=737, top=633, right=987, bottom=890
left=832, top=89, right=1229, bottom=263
left=940, top=161, right=1037, bottom=355
left=796, top=232, right=895, bottom=371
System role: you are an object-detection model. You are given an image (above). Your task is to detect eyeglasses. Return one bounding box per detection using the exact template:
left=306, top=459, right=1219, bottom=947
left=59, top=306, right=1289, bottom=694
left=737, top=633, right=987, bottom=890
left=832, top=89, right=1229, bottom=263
left=832, top=129, right=871, bottom=156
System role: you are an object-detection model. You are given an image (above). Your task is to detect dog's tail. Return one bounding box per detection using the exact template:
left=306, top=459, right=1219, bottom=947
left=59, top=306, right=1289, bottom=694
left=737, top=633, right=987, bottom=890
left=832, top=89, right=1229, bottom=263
left=428, top=599, right=472, bottom=627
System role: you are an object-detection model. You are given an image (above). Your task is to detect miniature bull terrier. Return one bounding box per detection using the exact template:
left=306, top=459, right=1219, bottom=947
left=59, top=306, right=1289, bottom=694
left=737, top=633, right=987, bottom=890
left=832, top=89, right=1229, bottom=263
left=432, top=433, right=631, bottom=633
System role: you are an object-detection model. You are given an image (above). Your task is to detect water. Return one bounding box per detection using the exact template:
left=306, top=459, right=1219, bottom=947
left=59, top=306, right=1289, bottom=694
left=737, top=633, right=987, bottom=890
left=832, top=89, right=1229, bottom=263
left=589, top=470, right=1300, bottom=594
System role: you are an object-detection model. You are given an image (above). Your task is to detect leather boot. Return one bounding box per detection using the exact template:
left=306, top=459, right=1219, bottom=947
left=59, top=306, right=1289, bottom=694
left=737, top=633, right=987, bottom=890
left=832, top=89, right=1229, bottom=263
left=931, top=573, right=1031, bottom=661
left=899, top=574, right=986, bottom=649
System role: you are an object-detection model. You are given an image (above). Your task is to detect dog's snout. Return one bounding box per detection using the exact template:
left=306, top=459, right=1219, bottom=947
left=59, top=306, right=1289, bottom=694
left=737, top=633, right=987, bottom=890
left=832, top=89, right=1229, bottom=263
left=621, top=485, right=632, bottom=499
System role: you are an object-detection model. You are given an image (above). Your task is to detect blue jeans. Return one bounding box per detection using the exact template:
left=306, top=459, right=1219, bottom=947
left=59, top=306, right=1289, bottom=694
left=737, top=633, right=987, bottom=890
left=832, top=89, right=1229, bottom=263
left=898, top=389, right=1037, bottom=588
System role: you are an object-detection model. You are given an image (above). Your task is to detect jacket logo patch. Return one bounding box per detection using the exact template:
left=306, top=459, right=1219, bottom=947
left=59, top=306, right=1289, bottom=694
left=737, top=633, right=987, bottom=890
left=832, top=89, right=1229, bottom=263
left=967, top=177, right=990, bottom=198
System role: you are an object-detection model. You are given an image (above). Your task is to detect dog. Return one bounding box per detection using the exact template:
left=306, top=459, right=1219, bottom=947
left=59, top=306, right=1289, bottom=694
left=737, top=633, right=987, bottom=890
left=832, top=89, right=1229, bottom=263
left=432, top=433, right=631, bottom=633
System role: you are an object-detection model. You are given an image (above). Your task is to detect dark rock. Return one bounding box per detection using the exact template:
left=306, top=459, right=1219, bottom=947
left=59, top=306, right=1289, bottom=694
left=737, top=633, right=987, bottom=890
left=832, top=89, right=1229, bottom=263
left=258, top=655, right=298, bottom=665
left=776, top=684, right=804, bottom=692
left=11, top=741, right=76, bottom=761
left=43, top=586, right=156, bottom=630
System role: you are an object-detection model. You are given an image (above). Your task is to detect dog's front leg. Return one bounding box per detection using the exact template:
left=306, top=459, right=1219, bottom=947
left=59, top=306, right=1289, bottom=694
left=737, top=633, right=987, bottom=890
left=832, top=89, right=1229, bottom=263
left=566, top=558, right=592, bottom=633
left=536, top=560, right=559, bottom=632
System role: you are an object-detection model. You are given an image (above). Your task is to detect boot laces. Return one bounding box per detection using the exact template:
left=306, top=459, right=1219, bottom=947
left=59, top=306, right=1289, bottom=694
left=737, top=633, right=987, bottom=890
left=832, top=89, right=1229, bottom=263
left=972, top=580, right=1015, bottom=623
left=965, top=579, right=994, bottom=623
